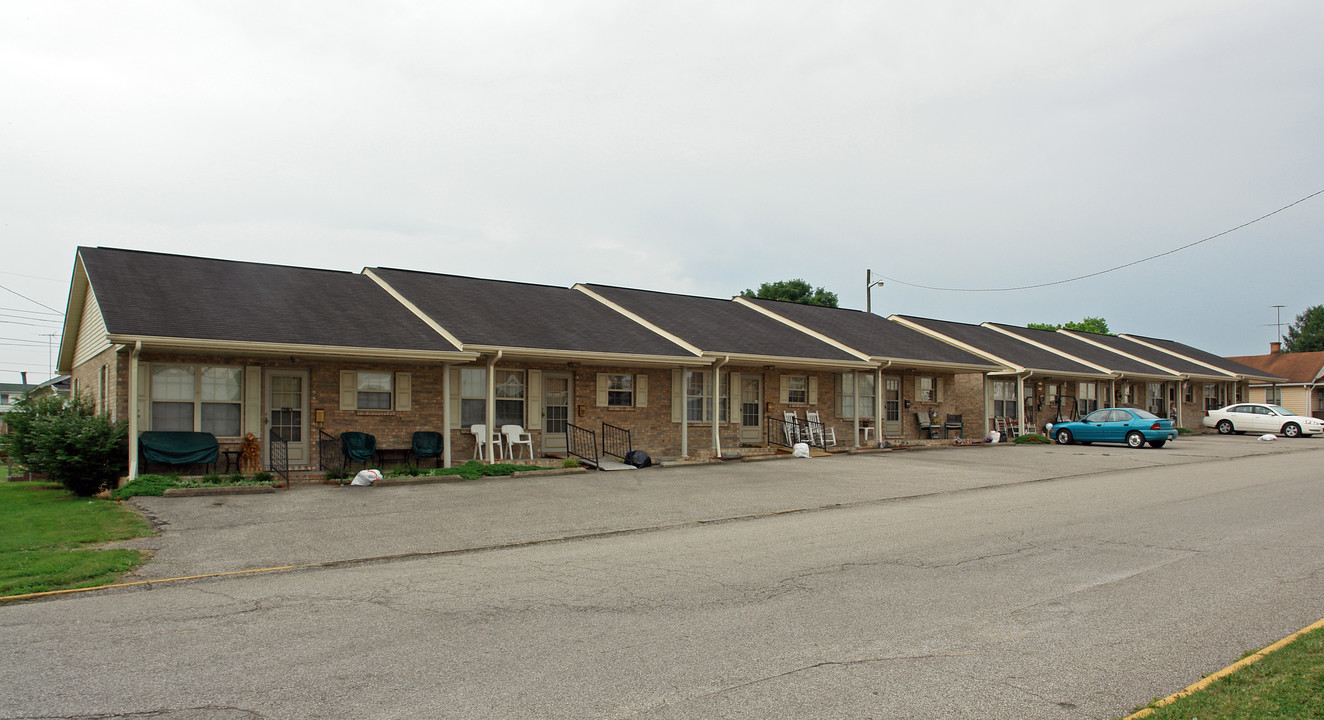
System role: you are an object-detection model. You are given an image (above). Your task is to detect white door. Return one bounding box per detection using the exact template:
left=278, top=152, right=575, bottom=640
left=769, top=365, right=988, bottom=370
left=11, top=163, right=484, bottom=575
left=265, top=369, right=309, bottom=466
left=883, top=376, right=902, bottom=436
left=739, top=375, right=762, bottom=444
left=542, top=372, right=572, bottom=453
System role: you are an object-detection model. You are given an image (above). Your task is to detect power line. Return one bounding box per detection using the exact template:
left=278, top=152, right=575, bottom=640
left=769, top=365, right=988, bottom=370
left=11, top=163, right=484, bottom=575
left=877, top=188, right=1324, bottom=293
left=0, top=282, right=62, bottom=313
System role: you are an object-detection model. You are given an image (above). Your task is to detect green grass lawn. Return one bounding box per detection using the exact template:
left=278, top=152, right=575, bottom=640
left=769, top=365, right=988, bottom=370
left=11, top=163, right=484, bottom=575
left=1122, top=623, right=1324, bottom=719
left=0, top=481, right=153, bottom=598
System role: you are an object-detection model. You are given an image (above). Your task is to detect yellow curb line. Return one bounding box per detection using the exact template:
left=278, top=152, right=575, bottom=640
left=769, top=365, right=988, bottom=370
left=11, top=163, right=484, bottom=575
left=1124, top=615, right=1324, bottom=719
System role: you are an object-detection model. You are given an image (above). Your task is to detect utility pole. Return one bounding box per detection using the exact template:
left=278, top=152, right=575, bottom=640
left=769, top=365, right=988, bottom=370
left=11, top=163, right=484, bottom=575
left=1272, top=305, right=1286, bottom=347
left=866, top=269, right=884, bottom=314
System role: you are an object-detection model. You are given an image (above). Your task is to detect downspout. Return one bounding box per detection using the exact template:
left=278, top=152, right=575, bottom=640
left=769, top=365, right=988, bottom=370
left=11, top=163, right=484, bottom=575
left=485, top=351, right=502, bottom=464
left=712, top=356, right=728, bottom=459
left=127, top=341, right=142, bottom=480
left=1016, top=371, right=1029, bottom=434
left=442, top=362, right=452, bottom=469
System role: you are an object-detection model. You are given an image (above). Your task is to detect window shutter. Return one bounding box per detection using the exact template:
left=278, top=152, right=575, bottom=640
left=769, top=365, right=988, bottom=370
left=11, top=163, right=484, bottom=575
left=837, top=373, right=846, bottom=416
left=915, top=376, right=923, bottom=401
left=596, top=373, right=609, bottom=406
left=808, top=376, right=818, bottom=405
left=449, top=367, right=462, bottom=425
left=935, top=377, right=944, bottom=403
left=137, top=361, right=151, bottom=430
left=340, top=371, right=357, bottom=411
left=671, top=369, right=683, bottom=423
left=394, top=372, right=411, bottom=412
left=243, top=366, right=262, bottom=436
left=780, top=375, right=790, bottom=404
left=526, top=369, right=542, bottom=430
left=635, top=374, right=647, bottom=408
left=702, top=371, right=713, bottom=421
left=728, top=372, right=740, bottom=421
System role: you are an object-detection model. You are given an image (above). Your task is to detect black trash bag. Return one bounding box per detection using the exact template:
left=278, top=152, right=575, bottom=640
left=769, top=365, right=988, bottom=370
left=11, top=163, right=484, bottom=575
left=623, top=450, right=652, bottom=468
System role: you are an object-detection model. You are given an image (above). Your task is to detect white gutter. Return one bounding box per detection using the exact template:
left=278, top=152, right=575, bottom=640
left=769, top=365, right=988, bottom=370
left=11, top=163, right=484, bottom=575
left=712, top=356, right=729, bottom=458
left=127, top=341, right=142, bottom=480
left=874, top=361, right=890, bottom=442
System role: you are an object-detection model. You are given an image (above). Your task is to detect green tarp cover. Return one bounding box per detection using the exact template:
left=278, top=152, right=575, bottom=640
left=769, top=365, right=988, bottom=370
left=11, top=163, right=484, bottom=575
left=139, top=431, right=219, bottom=465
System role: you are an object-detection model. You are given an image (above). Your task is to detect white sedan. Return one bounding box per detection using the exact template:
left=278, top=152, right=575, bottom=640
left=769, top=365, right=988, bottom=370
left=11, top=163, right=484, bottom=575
left=1202, top=403, right=1324, bottom=438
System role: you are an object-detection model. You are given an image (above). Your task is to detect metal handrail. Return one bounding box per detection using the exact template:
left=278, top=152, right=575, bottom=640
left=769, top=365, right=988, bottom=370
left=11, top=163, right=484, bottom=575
left=601, top=422, right=631, bottom=460
left=317, top=428, right=343, bottom=471
left=767, top=415, right=818, bottom=449
left=566, top=423, right=598, bottom=467
left=269, top=428, right=290, bottom=485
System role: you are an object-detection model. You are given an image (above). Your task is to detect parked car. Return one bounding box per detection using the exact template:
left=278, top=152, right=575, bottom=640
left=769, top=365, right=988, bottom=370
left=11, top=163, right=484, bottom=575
left=1201, top=403, right=1324, bottom=438
left=1048, top=407, right=1177, bottom=448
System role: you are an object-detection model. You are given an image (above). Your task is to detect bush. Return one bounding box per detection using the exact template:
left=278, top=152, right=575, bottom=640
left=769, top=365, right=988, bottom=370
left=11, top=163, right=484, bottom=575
left=1, top=393, right=127, bottom=497
left=113, top=474, right=180, bottom=498
left=1013, top=433, right=1050, bottom=444
left=252, top=471, right=273, bottom=484
left=562, top=458, right=581, bottom=468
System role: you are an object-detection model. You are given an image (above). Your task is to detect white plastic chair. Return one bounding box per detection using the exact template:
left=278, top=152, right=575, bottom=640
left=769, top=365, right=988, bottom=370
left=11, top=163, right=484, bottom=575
left=471, top=424, right=503, bottom=460
left=782, top=411, right=802, bottom=444
left=805, top=412, right=837, bottom=447
left=502, top=424, right=533, bottom=459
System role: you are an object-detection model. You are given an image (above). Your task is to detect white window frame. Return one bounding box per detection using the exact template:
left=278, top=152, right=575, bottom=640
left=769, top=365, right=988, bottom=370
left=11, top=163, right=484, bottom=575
left=606, top=374, right=634, bottom=407
left=460, top=367, right=526, bottom=428
left=1265, top=386, right=1282, bottom=405
left=840, top=373, right=876, bottom=418
left=684, top=371, right=728, bottom=423
left=992, top=380, right=1017, bottom=418
left=150, top=364, right=244, bottom=437
left=786, top=375, right=808, bottom=405
left=1078, top=382, right=1098, bottom=414
left=356, top=371, right=393, bottom=410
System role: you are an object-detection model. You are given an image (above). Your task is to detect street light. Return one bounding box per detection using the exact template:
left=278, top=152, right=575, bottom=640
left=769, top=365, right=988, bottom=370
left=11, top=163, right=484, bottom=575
left=866, top=269, right=885, bottom=314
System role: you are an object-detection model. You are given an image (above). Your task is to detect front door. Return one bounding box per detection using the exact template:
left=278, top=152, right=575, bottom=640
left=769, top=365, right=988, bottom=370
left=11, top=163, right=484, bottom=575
left=739, top=375, right=762, bottom=444
left=883, top=376, right=902, bottom=436
left=542, top=372, right=572, bottom=453
left=265, top=369, right=309, bottom=466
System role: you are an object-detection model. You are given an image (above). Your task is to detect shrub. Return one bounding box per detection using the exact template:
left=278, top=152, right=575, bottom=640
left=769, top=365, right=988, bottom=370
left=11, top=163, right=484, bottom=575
left=1, top=393, right=127, bottom=497
left=252, top=471, right=273, bottom=484
left=562, top=458, right=581, bottom=468
left=113, top=474, right=180, bottom=498
left=226, top=472, right=245, bottom=483
left=1013, top=433, right=1050, bottom=444
left=202, top=472, right=222, bottom=484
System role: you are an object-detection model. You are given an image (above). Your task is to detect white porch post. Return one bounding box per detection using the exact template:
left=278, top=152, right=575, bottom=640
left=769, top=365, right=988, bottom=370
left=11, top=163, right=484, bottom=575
left=442, top=362, right=452, bottom=469
left=874, top=367, right=882, bottom=443
left=127, top=342, right=141, bottom=480
left=1016, top=375, right=1026, bottom=435
left=680, top=368, right=689, bottom=458
left=852, top=370, right=861, bottom=447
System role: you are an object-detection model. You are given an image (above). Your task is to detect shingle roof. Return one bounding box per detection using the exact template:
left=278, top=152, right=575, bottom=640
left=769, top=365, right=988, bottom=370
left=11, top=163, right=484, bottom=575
left=579, top=285, right=863, bottom=363
left=1061, top=331, right=1223, bottom=377
left=1224, top=350, right=1324, bottom=384
left=368, top=269, right=696, bottom=358
left=1122, top=334, right=1282, bottom=381
left=79, top=247, right=458, bottom=352
left=986, top=324, right=1177, bottom=377
left=742, top=298, right=997, bottom=369
left=896, top=316, right=1109, bottom=377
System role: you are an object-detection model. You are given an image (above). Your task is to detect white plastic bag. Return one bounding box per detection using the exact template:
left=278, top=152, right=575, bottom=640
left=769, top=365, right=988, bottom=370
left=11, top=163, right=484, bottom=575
left=987, top=431, right=1001, bottom=444
left=1258, top=434, right=1278, bottom=442
left=792, top=442, right=811, bottom=458
left=350, top=469, right=382, bottom=486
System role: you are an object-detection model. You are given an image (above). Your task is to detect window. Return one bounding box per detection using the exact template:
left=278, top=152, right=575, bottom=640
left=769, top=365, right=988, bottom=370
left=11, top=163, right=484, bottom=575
left=682, top=371, right=727, bottom=423
left=1045, top=383, right=1059, bottom=410
left=992, top=380, right=1017, bottom=418
left=150, top=365, right=242, bottom=437
left=1316, top=390, right=1324, bottom=412
left=840, top=373, right=876, bottom=418
left=1079, top=383, right=1098, bottom=414
left=596, top=373, right=648, bottom=408
left=917, top=377, right=937, bottom=403
left=1265, top=386, right=1282, bottom=405
left=1184, top=383, right=1193, bottom=403
left=786, top=375, right=808, bottom=405
left=460, top=368, right=525, bottom=427
left=1203, top=383, right=1221, bottom=411
left=606, top=374, right=633, bottom=407
left=356, top=372, right=392, bottom=410
left=1147, top=382, right=1163, bottom=415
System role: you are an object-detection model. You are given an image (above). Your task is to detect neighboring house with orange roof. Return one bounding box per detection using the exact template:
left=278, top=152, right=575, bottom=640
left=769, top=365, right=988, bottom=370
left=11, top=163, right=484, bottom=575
left=1227, top=342, right=1324, bottom=420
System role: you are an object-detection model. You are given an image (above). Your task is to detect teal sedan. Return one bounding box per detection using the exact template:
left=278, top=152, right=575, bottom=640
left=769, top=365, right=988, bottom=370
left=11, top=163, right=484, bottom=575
left=1048, top=407, right=1177, bottom=449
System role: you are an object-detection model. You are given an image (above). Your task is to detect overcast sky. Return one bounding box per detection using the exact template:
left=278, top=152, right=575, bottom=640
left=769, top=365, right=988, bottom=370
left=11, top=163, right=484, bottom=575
left=3, top=1, right=1321, bottom=383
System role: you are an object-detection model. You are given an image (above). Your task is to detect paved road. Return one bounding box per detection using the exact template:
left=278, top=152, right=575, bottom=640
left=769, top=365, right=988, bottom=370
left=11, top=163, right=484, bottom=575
left=3, top=435, right=1322, bottom=719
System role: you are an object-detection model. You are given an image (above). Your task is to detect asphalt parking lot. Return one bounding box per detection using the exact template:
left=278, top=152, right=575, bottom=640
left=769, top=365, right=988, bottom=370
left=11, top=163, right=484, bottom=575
left=118, top=432, right=1317, bottom=582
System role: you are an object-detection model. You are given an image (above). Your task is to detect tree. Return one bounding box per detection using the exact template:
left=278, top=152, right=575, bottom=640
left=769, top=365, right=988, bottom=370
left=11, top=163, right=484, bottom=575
left=740, top=279, right=838, bottom=307
left=1, top=393, right=127, bottom=496
left=1283, top=305, right=1324, bottom=352
left=1027, top=317, right=1111, bottom=335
